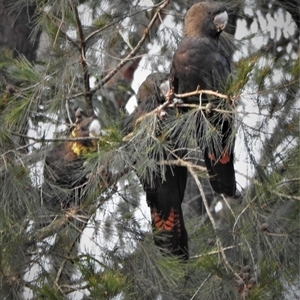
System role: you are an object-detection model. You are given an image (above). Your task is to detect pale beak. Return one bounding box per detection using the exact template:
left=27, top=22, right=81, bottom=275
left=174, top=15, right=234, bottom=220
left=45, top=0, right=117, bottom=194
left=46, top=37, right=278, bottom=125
left=214, top=11, right=228, bottom=32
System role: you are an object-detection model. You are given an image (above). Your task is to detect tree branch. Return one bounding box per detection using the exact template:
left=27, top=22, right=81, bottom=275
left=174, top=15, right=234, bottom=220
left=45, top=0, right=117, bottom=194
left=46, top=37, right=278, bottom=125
left=162, top=154, right=244, bottom=282
left=174, top=88, right=229, bottom=100
left=70, top=0, right=93, bottom=116
left=122, top=88, right=235, bottom=142
left=68, top=0, right=170, bottom=100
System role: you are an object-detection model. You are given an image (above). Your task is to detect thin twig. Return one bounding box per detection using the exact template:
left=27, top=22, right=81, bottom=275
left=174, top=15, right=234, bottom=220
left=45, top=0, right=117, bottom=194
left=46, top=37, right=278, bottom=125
left=174, top=88, right=229, bottom=100
left=233, top=196, right=257, bottom=233
left=122, top=89, right=236, bottom=142
left=190, top=244, right=242, bottom=259
left=221, top=194, right=236, bottom=219
left=45, top=13, right=79, bottom=50
left=159, top=159, right=207, bottom=172
left=9, top=131, right=116, bottom=144
left=271, top=191, right=300, bottom=201
left=190, top=274, right=211, bottom=300
left=177, top=158, right=243, bottom=280
left=187, top=164, right=218, bottom=230
left=69, top=0, right=170, bottom=100
left=170, top=103, right=235, bottom=113
left=71, top=0, right=93, bottom=116
left=192, top=178, right=241, bottom=279
left=85, top=4, right=162, bottom=43
left=91, top=0, right=170, bottom=91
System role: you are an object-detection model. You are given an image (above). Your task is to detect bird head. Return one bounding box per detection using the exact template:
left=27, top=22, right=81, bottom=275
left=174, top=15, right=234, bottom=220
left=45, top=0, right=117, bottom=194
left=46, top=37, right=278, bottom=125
left=71, top=108, right=101, bottom=156
left=184, top=2, right=228, bottom=38
left=137, top=72, right=169, bottom=105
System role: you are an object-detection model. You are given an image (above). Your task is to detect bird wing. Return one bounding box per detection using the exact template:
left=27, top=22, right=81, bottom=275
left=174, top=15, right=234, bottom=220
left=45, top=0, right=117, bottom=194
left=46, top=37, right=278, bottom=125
left=170, top=37, right=231, bottom=96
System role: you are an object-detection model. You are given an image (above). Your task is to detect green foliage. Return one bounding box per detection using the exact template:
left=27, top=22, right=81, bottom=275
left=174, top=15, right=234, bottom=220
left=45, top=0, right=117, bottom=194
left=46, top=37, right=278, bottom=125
left=0, top=0, right=299, bottom=299
left=227, top=55, right=259, bottom=97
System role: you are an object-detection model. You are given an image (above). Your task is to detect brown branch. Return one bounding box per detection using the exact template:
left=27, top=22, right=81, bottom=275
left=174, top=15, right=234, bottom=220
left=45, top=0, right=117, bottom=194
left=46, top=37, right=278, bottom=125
left=174, top=87, right=229, bottom=100
left=70, top=0, right=93, bottom=116
left=91, top=0, right=170, bottom=91
left=85, top=5, right=161, bottom=43
left=69, top=0, right=170, bottom=100
left=122, top=89, right=236, bottom=142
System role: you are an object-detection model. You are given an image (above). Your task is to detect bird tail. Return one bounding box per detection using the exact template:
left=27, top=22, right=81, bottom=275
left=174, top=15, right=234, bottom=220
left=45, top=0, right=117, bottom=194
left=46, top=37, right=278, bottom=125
left=144, top=166, right=188, bottom=260
left=150, top=205, right=188, bottom=260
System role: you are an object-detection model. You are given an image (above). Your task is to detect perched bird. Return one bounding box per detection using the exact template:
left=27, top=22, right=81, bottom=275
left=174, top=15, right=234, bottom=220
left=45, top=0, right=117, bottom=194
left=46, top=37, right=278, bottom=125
left=40, top=109, right=102, bottom=285
left=43, top=108, right=101, bottom=209
left=170, top=1, right=236, bottom=197
left=124, top=73, right=189, bottom=259
left=123, top=72, right=169, bottom=134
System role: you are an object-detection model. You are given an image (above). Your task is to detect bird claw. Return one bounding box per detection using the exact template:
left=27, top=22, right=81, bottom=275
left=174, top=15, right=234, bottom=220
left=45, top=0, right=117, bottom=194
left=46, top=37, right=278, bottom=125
left=205, top=102, right=213, bottom=114
left=173, top=98, right=184, bottom=106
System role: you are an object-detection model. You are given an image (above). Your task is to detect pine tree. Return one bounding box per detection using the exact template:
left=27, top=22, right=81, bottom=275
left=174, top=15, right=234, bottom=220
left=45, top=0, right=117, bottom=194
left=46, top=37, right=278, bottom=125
left=0, top=0, right=299, bottom=299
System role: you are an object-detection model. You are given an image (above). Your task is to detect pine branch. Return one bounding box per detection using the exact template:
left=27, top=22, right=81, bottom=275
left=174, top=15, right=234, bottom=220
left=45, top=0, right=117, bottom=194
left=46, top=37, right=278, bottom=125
left=174, top=87, right=230, bottom=100
left=162, top=155, right=245, bottom=284
left=122, top=88, right=235, bottom=142
left=70, top=0, right=93, bottom=116
left=187, top=162, right=243, bottom=282
left=68, top=0, right=170, bottom=100
left=45, top=13, right=79, bottom=50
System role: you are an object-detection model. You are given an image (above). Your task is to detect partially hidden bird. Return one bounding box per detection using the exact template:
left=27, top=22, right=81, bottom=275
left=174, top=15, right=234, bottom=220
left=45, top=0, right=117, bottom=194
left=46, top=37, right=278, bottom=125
left=43, top=108, right=101, bottom=209
left=124, top=72, right=189, bottom=259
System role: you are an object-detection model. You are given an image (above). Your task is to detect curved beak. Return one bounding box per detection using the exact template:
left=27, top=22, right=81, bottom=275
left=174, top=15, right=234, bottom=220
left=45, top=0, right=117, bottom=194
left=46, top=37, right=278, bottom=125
left=214, top=10, right=228, bottom=32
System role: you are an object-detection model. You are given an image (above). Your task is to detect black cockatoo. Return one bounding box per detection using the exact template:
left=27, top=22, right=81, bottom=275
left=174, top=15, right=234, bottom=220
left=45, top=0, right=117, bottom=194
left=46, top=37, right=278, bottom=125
left=124, top=73, right=189, bottom=259
left=123, top=72, right=169, bottom=133
left=43, top=108, right=101, bottom=209
left=170, top=1, right=236, bottom=197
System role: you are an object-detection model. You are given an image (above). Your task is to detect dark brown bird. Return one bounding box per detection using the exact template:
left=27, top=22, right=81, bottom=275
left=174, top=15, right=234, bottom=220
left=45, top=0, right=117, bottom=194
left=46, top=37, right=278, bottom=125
left=124, top=73, right=189, bottom=259
left=170, top=1, right=236, bottom=197
left=123, top=72, right=169, bottom=134
left=43, top=108, right=101, bottom=208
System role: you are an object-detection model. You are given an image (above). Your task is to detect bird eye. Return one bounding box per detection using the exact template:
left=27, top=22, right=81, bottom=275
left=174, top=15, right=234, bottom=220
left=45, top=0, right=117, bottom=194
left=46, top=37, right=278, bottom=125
left=208, top=11, right=211, bottom=15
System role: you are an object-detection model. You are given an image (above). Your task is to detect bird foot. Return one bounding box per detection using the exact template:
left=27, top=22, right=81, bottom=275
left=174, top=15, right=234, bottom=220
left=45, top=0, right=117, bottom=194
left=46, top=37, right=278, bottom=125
left=205, top=102, right=213, bottom=114
left=157, top=109, right=167, bottom=120
left=173, top=98, right=184, bottom=106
